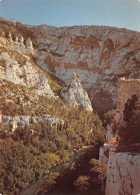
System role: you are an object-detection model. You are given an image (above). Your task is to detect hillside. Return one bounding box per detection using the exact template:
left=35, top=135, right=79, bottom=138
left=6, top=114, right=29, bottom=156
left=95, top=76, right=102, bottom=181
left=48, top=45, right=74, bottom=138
left=0, top=17, right=140, bottom=114
left=0, top=17, right=140, bottom=194
left=0, top=17, right=106, bottom=195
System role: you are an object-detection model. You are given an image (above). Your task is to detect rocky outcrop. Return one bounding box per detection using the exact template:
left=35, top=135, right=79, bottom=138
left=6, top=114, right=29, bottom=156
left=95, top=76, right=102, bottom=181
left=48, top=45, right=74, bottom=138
left=99, top=122, right=115, bottom=164
left=0, top=51, right=54, bottom=97
left=32, top=25, right=140, bottom=114
left=0, top=114, right=64, bottom=132
left=99, top=137, right=116, bottom=164
left=61, top=72, right=93, bottom=112
left=104, top=78, right=140, bottom=194
left=106, top=150, right=140, bottom=195
left=0, top=17, right=140, bottom=113
left=106, top=124, right=115, bottom=141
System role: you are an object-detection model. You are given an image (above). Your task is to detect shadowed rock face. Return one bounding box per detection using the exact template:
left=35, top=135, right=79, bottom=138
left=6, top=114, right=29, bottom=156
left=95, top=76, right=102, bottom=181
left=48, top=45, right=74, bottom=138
left=1, top=17, right=140, bottom=114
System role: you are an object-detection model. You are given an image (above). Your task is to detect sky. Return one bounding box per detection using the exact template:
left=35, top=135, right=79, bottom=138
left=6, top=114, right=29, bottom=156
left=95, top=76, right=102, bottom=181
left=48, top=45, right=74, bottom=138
left=0, top=0, right=140, bottom=32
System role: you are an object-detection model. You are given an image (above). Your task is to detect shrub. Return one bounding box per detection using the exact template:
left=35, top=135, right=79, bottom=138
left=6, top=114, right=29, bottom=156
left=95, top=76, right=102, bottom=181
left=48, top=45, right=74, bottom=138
left=123, top=94, right=138, bottom=122
left=117, top=96, right=140, bottom=151
left=0, top=142, right=59, bottom=195
left=89, top=158, right=107, bottom=188
left=118, top=110, right=140, bottom=147
left=103, top=109, right=116, bottom=127
left=74, top=175, right=91, bottom=192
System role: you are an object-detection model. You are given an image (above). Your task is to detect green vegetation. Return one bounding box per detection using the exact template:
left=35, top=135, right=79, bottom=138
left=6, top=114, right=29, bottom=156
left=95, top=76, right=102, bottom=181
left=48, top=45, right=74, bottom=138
left=0, top=142, right=59, bottom=195
left=0, top=45, right=62, bottom=94
left=103, top=109, right=116, bottom=128
left=74, top=159, right=106, bottom=193
left=123, top=94, right=138, bottom=122
left=74, top=175, right=91, bottom=192
left=0, top=79, right=63, bottom=117
left=37, top=147, right=107, bottom=194
left=117, top=95, right=140, bottom=152
left=103, top=109, right=116, bottom=135
left=0, top=108, right=105, bottom=194
left=0, top=45, right=106, bottom=194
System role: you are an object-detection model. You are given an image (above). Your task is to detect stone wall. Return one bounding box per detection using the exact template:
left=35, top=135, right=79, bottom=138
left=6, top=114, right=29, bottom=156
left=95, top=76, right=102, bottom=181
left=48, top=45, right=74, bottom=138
left=116, top=78, right=140, bottom=125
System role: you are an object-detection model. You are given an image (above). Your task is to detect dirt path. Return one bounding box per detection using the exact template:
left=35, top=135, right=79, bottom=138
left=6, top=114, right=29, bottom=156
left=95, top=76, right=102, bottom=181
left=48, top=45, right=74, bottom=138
left=19, top=146, right=93, bottom=195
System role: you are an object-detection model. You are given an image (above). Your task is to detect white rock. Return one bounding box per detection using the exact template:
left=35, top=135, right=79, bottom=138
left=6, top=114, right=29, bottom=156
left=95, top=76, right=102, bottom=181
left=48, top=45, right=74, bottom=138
left=0, top=114, right=64, bottom=132
left=0, top=52, right=55, bottom=97
left=61, top=72, right=93, bottom=112
left=106, top=151, right=140, bottom=195
left=99, top=142, right=116, bottom=164
left=106, top=124, right=114, bottom=141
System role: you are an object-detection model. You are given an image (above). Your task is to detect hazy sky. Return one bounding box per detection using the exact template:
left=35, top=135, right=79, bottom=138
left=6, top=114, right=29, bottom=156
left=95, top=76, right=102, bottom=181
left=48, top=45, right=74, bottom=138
left=0, top=0, right=140, bottom=31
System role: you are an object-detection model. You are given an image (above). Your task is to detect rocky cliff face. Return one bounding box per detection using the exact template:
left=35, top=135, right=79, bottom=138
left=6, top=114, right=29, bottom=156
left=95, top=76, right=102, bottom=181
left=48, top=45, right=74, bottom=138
left=32, top=25, right=140, bottom=114
left=0, top=114, right=64, bottom=132
left=0, top=51, right=55, bottom=97
left=106, top=150, right=140, bottom=195
left=1, top=17, right=140, bottom=114
left=0, top=17, right=94, bottom=133
left=61, top=72, right=93, bottom=111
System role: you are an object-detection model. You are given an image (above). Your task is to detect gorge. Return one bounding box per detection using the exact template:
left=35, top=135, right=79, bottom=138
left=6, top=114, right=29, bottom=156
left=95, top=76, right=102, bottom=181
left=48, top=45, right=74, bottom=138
left=0, top=17, right=140, bottom=195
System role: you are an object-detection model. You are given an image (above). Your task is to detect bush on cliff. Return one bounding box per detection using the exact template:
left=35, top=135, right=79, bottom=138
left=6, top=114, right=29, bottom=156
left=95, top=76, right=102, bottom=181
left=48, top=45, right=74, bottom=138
left=117, top=96, right=140, bottom=151
left=118, top=110, right=140, bottom=146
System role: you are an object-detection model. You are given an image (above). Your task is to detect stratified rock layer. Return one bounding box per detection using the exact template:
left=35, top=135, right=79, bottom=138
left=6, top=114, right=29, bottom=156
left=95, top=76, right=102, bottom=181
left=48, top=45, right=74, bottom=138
left=106, top=151, right=140, bottom=195
left=32, top=25, right=140, bottom=114
left=0, top=114, right=64, bottom=132
left=1, top=17, right=140, bottom=113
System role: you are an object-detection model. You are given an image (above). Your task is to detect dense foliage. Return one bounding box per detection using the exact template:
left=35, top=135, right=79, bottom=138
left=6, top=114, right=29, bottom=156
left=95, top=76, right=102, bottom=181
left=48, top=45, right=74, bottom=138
left=74, top=159, right=106, bottom=192
left=37, top=147, right=107, bottom=194
left=103, top=109, right=116, bottom=135
left=123, top=94, right=138, bottom=122
left=0, top=142, right=59, bottom=195
left=117, top=95, right=140, bottom=151
left=0, top=107, right=105, bottom=194
left=0, top=46, right=105, bottom=194
left=117, top=110, right=140, bottom=148
left=103, top=109, right=116, bottom=128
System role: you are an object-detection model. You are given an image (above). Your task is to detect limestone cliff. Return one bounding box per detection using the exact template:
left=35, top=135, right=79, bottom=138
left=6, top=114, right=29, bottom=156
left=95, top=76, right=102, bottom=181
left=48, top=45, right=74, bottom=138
left=61, top=72, right=93, bottom=111
left=0, top=51, right=54, bottom=97
left=0, top=114, right=64, bottom=132
left=106, top=150, right=140, bottom=195
left=101, top=78, right=140, bottom=195
left=0, top=17, right=140, bottom=114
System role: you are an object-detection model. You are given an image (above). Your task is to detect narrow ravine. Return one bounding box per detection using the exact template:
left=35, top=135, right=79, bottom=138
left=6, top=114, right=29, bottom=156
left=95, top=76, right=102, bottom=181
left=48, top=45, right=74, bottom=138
left=20, top=146, right=93, bottom=195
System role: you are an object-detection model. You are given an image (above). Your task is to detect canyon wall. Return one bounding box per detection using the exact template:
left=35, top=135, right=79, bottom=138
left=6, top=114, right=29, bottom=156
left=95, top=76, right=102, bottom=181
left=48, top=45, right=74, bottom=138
left=105, top=78, right=140, bottom=195
left=106, top=151, right=140, bottom=195
left=1, top=17, right=140, bottom=113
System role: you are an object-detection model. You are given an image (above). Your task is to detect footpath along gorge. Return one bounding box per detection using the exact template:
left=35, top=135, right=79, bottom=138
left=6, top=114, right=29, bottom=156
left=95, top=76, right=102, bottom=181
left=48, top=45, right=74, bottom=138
left=0, top=17, right=140, bottom=195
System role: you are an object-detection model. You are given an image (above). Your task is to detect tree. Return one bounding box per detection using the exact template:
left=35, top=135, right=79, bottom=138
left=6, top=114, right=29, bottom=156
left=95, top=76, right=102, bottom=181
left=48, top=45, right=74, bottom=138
left=74, top=175, right=91, bottom=192
left=117, top=97, right=140, bottom=149
left=118, top=110, right=140, bottom=146
left=89, top=159, right=107, bottom=191
left=123, top=94, right=138, bottom=122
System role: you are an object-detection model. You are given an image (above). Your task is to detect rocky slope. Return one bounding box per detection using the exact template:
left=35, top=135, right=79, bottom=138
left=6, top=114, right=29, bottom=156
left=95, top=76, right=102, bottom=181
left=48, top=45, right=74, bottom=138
left=0, top=114, right=64, bottom=132
left=0, top=17, right=94, bottom=132
left=0, top=17, right=140, bottom=114
left=0, top=17, right=140, bottom=195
